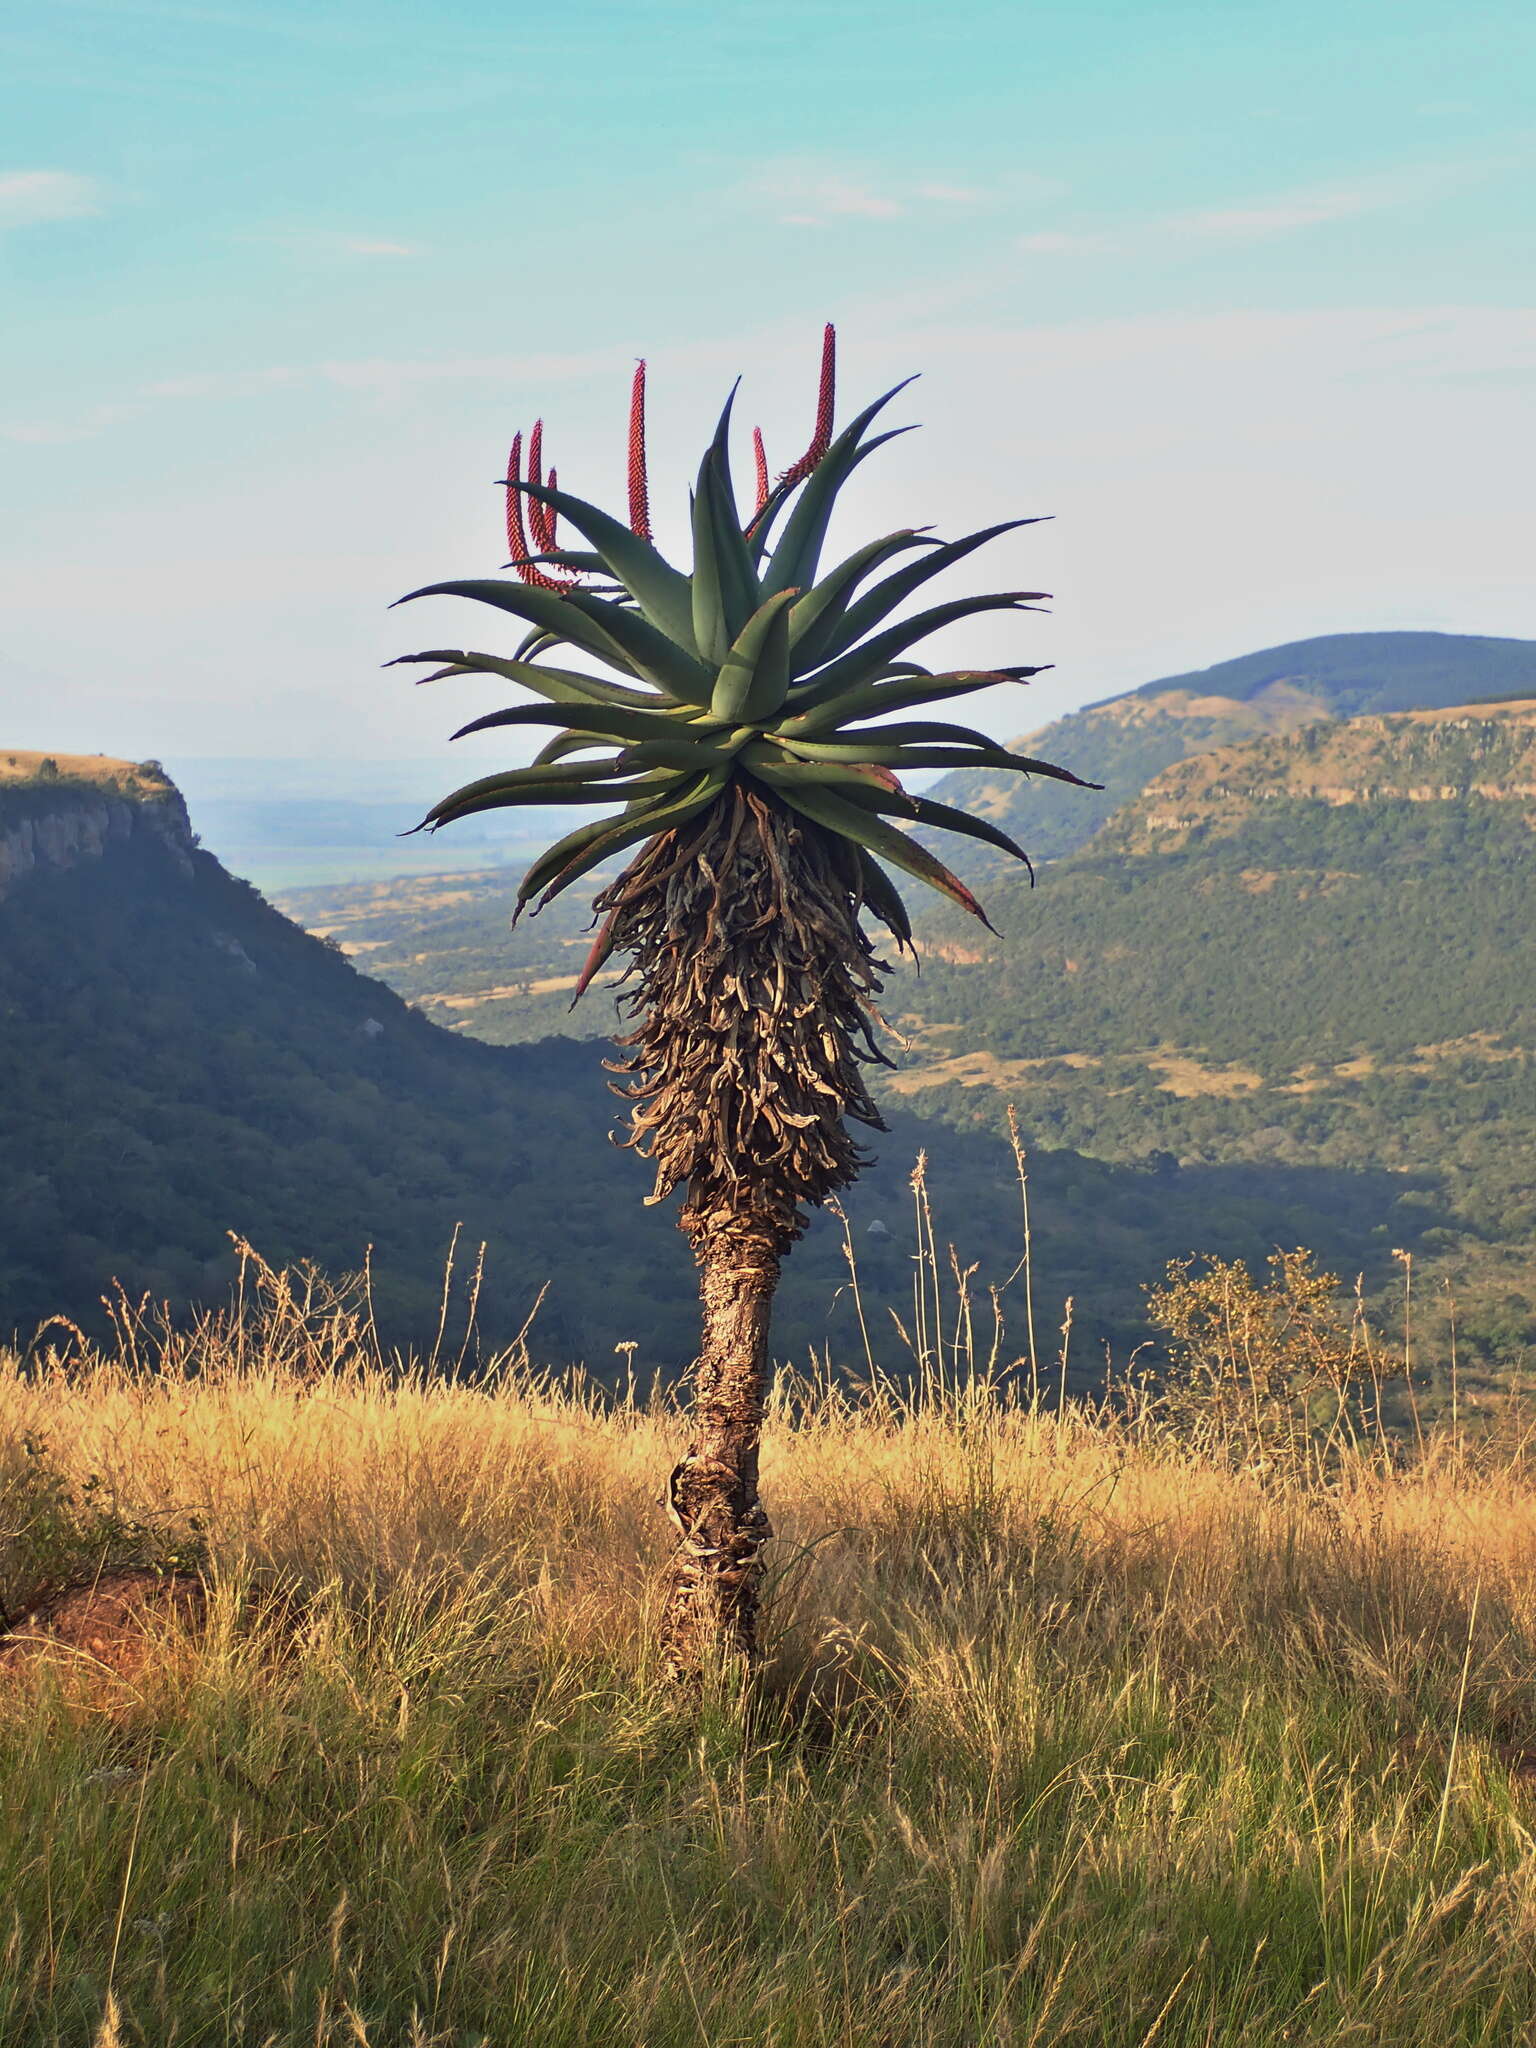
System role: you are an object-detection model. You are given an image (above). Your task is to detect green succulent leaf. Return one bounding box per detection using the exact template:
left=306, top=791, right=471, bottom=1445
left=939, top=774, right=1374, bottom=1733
left=780, top=666, right=1050, bottom=735
left=415, top=758, right=677, bottom=831
left=451, top=700, right=730, bottom=747
left=856, top=851, right=913, bottom=950
left=560, top=589, right=717, bottom=705
left=691, top=394, right=759, bottom=664
left=786, top=530, right=934, bottom=677
left=820, top=520, right=1046, bottom=662
left=396, top=579, right=649, bottom=680
left=534, top=733, right=622, bottom=766
left=759, top=379, right=920, bottom=594
left=710, top=588, right=798, bottom=722
left=503, top=549, right=609, bottom=575
left=787, top=593, right=1049, bottom=711
left=392, top=649, right=665, bottom=711
left=738, top=746, right=898, bottom=794
left=860, top=787, right=1037, bottom=871
left=770, top=779, right=997, bottom=926
left=516, top=769, right=729, bottom=913
left=771, top=733, right=1096, bottom=784
left=771, top=715, right=1006, bottom=754
left=619, top=735, right=739, bottom=771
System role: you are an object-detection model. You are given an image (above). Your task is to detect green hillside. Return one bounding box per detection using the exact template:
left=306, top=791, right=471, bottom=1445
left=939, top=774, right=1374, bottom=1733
left=925, top=630, right=1536, bottom=870
left=0, top=763, right=646, bottom=1359
left=8, top=756, right=1426, bottom=1378
left=888, top=700, right=1536, bottom=1364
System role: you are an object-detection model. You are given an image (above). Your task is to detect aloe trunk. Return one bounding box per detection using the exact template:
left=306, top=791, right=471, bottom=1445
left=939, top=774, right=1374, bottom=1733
left=660, top=1218, right=779, bottom=1673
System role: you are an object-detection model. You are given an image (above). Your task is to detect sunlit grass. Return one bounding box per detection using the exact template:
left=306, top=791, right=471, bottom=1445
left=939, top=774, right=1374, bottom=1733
left=5, top=1257, right=1536, bottom=2046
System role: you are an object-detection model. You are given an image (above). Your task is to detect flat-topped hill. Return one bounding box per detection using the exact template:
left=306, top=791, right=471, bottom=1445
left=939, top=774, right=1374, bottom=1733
left=0, top=750, right=176, bottom=800
left=1104, top=698, right=1536, bottom=851
left=926, top=630, right=1536, bottom=871
left=0, top=749, right=191, bottom=899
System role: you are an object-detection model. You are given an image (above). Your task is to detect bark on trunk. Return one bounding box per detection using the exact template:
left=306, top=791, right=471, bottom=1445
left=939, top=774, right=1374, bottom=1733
left=658, top=1215, right=781, bottom=1681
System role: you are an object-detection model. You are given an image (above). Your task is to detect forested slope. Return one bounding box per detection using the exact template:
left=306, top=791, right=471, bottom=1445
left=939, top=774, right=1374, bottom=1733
left=888, top=702, right=1536, bottom=1362
left=7, top=758, right=1427, bottom=1377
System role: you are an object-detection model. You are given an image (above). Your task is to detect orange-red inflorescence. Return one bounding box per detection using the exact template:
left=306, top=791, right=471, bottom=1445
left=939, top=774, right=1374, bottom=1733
left=775, top=324, right=836, bottom=491
left=628, top=361, right=652, bottom=540
left=505, top=427, right=575, bottom=591
left=507, top=325, right=833, bottom=580
left=526, top=420, right=557, bottom=555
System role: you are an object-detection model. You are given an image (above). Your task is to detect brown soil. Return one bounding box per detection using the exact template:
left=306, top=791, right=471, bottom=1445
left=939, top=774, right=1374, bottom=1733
left=1, top=1567, right=207, bottom=1687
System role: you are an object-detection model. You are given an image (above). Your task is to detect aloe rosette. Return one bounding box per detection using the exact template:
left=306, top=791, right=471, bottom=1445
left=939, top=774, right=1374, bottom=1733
left=393, top=326, right=1091, bottom=973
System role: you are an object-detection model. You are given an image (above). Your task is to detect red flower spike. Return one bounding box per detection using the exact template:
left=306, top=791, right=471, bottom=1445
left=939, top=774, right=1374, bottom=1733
left=811, top=321, right=836, bottom=463
left=775, top=323, right=838, bottom=490
left=527, top=420, right=557, bottom=554
left=752, top=427, right=770, bottom=515
left=628, top=360, right=652, bottom=540
left=505, top=426, right=575, bottom=591
left=505, top=432, right=523, bottom=561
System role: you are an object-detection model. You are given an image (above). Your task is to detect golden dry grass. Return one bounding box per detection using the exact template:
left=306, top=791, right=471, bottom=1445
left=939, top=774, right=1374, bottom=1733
left=6, top=1270, right=1536, bottom=2044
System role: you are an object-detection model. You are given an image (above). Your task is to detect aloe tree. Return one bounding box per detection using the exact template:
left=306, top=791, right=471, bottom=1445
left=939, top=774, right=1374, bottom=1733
left=393, top=329, right=1091, bottom=1677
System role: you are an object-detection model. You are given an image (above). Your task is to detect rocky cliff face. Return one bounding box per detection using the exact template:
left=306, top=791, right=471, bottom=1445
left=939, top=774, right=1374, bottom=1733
left=1101, top=701, right=1536, bottom=852
left=0, top=759, right=194, bottom=899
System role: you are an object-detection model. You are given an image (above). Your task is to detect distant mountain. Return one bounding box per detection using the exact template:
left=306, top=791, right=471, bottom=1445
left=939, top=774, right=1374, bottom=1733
left=927, top=631, right=1536, bottom=871
left=4, top=752, right=1435, bottom=1379
left=887, top=699, right=1536, bottom=1365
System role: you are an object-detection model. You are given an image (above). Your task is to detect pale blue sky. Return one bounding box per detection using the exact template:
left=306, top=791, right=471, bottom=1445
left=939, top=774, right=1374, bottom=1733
left=2, top=0, right=1532, bottom=769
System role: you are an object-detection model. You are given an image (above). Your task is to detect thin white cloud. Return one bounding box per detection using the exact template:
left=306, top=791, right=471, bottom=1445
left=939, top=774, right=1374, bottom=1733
left=338, top=238, right=419, bottom=257
left=1018, top=158, right=1508, bottom=256
left=746, top=158, right=1027, bottom=229
left=914, top=182, right=987, bottom=206
left=780, top=175, right=903, bottom=224
left=1167, top=182, right=1397, bottom=241
left=0, top=344, right=630, bottom=438
left=142, top=367, right=304, bottom=400
left=237, top=227, right=425, bottom=260
left=1019, top=230, right=1101, bottom=254
left=0, top=170, right=105, bottom=230
left=2, top=403, right=141, bottom=446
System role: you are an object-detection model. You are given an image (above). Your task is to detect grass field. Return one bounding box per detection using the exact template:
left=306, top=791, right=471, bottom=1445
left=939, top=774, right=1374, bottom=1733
left=5, top=1267, right=1536, bottom=2046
